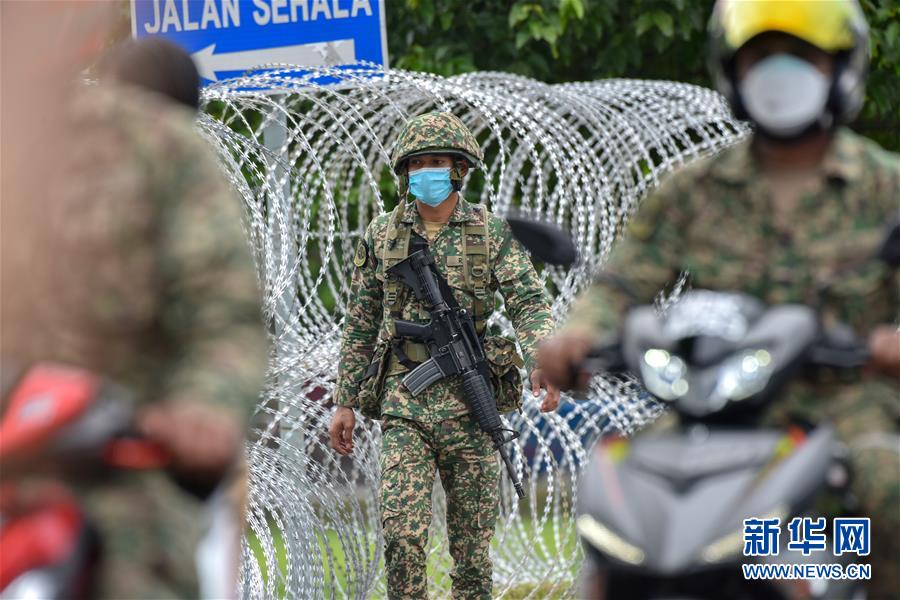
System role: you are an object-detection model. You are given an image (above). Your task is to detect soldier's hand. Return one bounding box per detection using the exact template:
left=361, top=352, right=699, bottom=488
left=329, top=406, right=356, bottom=455
left=537, top=332, right=594, bottom=390
left=867, top=325, right=900, bottom=378
left=138, top=401, right=242, bottom=482
left=530, top=369, right=560, bottom=412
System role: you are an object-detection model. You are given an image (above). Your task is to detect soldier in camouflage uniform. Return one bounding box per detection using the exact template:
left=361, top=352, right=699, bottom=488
left=1, top=27, right=266, bottom=596
left=541, top=1, right=899, bottom=597
left=329, top=112, right=560, bottom=599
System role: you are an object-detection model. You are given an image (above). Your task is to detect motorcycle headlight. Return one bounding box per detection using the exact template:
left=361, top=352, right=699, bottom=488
left=576, top=514, right=645, bottom=565
left=713, top=349, right=774, bottom=402
left=701, top=505, right=787, bottom=564
left=639, top=349, right=689, bottom=401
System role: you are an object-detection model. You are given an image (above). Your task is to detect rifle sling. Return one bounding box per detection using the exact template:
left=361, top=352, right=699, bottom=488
left=391, top=339, right=421, bottom=370
left=361, top=359, right=380, bottom=381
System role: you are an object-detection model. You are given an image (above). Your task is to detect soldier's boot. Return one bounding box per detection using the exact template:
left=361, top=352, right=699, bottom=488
left=437, top=417, right=501, bottom=600
left=381, top=417, right=435, bottom=599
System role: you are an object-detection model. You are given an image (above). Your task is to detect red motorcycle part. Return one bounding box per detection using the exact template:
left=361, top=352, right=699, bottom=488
left=0, top=364, right=99, bottom=458
left=0, top=363, right=170, bottom=471
left=103, top=437, right=170, bottom=469
left=0, top=499, right=83, bottom=590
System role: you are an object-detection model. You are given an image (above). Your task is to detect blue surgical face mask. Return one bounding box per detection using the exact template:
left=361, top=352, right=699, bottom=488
left=408, top=167, right=454, bottom=206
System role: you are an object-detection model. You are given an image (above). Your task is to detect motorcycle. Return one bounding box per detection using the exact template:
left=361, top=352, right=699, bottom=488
left=509, top=213, right=899, bottom=599
left=571, top=223, right=899, bottom=600
left=576, top=292, right=871, bottom=600
left=0, top=362, right=169, bottom=599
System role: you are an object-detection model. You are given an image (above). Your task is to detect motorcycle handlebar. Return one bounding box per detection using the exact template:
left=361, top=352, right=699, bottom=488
left=564, top=342, right=627, bottom=390
left=807, top=341, right=870, bottom=371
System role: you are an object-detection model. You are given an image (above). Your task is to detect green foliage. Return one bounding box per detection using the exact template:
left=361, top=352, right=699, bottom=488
left=387, top=0, right=899, bottom=151
left=859, top=0, right=900, bottom=147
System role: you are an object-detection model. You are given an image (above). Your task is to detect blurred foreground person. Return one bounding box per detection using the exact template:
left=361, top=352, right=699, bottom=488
left=539, top=1, right=898, bottom=598
left=1, top=5, right=266, bottom=598
left=97, top=37, right=279, bottom=452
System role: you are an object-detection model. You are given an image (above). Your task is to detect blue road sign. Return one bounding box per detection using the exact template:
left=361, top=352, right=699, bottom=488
left=131, top=0, right=387, bottom=84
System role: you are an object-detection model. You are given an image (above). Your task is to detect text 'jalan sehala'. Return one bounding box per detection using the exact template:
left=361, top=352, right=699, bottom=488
left=142, top=0, right=375, bottom=34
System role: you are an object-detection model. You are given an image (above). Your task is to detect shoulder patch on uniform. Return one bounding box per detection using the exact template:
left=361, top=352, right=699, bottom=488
left=353, top=239, right=369, bottom=268
left=470, top=205, right=487, bottom=226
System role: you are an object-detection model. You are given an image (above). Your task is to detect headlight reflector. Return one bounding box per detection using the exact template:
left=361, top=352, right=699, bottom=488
left=639, top=349, right=689, bottom=401
left=714, top=349, right=774, bottom=401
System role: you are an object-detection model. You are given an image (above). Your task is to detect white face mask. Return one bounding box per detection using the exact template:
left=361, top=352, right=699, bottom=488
left=738, top=53, right=830, bottom=137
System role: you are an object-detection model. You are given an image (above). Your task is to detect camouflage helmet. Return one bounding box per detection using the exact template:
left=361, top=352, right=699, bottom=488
left=390, top=112, right=484, bottom=174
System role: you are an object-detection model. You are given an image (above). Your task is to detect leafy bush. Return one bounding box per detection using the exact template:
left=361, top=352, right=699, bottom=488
left=388, top=0, right=899, bottom=150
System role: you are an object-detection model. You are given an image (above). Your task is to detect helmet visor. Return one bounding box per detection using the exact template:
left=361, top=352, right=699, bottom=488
left=400, top=149, right=479, bottom=168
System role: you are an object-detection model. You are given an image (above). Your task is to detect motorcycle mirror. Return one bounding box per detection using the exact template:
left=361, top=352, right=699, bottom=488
left=506, top=217, right=578, bottom=267
left=875, top=215, right=900, bottom=268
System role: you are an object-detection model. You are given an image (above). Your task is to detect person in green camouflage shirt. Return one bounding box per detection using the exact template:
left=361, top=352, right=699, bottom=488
left=329, top=112, right=560, bottom=599
left=1, top=16, right=266, bottom=596
left=540, top=2, right=899, bottom=597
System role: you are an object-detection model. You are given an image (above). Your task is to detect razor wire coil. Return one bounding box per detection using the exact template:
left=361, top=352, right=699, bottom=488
left=197, top=64, right=749, bottom=599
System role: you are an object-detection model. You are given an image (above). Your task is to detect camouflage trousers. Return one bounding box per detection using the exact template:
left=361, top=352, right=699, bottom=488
left=78, top=472, right=204, bottom=598
left=380, top=414, right=500, bottom=600
left=79, top=465, right=245, bottom=599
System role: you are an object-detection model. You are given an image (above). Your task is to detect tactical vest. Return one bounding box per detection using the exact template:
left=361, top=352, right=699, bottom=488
left=354, top=202, right=525, bottom=417
left=380, top=202, right=492, bottom=341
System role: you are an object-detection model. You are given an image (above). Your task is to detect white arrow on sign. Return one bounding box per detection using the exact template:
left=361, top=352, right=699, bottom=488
left=192, top=39, right=356, bottom=82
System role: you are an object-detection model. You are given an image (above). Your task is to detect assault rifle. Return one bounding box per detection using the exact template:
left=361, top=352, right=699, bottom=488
left=386, top=248, right=525, bottom=499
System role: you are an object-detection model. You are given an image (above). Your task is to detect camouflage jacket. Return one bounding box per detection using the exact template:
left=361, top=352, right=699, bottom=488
left=0, top=83, right=266, bottom=597
left=566, top=128, right=899, bottom=424
left=2, top=83, right=266, bottom=420
left=334, top=196, right=554, bottom=423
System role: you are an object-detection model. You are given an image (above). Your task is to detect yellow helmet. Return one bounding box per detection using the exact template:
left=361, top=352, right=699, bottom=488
left=708, top=0, right=869, bottom=125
